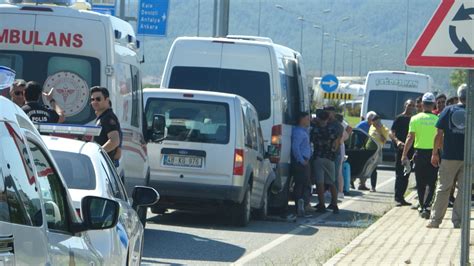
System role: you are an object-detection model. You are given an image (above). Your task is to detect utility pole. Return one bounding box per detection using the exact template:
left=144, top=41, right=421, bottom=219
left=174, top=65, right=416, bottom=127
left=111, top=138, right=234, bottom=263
left=213, top=0, right=230, bottom=37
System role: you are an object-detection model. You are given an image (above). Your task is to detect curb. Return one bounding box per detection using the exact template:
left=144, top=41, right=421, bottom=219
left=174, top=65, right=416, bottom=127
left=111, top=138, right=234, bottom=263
left=323, top=190, right=417, bottom=266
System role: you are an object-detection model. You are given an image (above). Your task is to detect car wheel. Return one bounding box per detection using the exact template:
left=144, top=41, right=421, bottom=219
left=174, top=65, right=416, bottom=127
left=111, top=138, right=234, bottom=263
left=137, top=206, right=147, bottom=228
left=254, top=188, right=269, bottom=220
left=232, top=187, right=251, bottom=227
left=269, top=176, right=291, bottom=216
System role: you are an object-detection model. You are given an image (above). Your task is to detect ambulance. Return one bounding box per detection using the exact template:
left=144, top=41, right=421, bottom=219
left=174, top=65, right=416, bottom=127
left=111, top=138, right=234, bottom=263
left=0, top=0, right=150, bottom=194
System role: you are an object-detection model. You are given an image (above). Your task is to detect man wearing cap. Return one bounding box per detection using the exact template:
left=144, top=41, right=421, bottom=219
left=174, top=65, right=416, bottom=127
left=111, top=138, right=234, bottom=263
left=402, top=92, right=439, bottom=219
left=9, top=79, right=26, bottom=107
left=390, top=99, right=416, bottom=206
left=427, top=85, right=466, bottom=228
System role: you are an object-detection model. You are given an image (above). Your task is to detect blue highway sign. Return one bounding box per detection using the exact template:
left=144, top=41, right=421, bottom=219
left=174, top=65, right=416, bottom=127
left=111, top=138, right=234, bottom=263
left=137, top=0, right=169, bottom=36
left=320, top=74, right=339, bottom=93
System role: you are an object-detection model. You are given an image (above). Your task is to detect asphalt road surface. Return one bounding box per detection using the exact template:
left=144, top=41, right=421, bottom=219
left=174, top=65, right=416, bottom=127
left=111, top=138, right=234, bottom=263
left=142, top=170, right=406, bottom=265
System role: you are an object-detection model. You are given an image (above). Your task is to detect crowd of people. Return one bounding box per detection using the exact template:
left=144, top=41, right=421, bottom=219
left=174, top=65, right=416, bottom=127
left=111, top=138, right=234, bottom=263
left=4, top=79, right=122, bottom=166
left=291, top=85, right=467, bottom=227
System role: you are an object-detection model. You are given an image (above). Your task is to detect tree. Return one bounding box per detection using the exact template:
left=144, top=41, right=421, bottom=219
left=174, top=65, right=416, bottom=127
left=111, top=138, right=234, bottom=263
left=450, top=69, right=467, bottom=90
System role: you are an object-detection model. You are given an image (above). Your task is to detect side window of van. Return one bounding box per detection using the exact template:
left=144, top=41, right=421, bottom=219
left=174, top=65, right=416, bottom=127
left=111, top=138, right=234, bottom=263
left=242, top=104, right=257, bottom=149
left=28, top=141, right=70, bottom=233
left=282, top=58, right=302, bottom=125
left=0, top=122, right=42, bottom=226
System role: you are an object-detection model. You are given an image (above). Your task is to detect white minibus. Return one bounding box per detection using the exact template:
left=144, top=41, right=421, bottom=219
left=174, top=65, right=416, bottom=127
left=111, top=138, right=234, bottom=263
left=160, top=36, right=310, bottom=212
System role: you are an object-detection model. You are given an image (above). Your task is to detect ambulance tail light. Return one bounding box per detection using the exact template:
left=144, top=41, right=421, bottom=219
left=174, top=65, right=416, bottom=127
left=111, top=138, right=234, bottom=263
left=35, top=123, right=102, bottom=137
left=269, top=125, right=282, bottom=164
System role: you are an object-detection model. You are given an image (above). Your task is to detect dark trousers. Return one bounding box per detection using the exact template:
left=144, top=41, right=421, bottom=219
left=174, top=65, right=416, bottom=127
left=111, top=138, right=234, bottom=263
left=292, top=162, right=311, bottom=205
left=414, top=149, right=438, bottom=210
left=371, top=170, right=377, bottom=189
left=394, top=149, right=411, bottom=202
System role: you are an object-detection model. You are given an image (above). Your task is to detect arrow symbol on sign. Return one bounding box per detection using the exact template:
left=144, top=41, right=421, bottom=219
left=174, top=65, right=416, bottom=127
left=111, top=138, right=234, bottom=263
left=322, top=80, right=337, bottom=87
left=453, top=4, right=474, bottom=21
left=449, top=25, right=474, bottom=54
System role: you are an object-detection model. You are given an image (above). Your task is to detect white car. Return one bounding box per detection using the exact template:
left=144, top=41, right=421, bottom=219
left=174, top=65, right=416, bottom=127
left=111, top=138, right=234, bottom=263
left=42, top=132, right=159, bottom=266
left=144, top=89, right=275, bottom=226
left=0, top=96, right=119, bottom=265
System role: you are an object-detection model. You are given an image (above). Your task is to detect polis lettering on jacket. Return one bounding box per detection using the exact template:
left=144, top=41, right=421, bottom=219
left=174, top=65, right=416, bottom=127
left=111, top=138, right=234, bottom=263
left=0, top=29, right=83, bottom=48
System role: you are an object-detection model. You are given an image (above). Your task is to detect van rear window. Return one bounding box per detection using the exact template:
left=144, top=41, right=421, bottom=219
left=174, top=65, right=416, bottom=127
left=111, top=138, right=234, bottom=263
left=169, top=66, right=271, bottom=120
left=367, top=90, right=423, bottom=119
left=146, top=98, right=230, bottom=144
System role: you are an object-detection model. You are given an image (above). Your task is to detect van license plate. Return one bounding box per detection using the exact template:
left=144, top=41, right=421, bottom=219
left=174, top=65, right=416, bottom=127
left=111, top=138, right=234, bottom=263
left=384, top=143, right=392, bottom=149
left=163, top=155, right=203, bottom=168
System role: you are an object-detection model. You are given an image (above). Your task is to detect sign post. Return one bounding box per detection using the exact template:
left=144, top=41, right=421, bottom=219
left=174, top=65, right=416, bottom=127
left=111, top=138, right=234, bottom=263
left=462, top=70, right=474, bottom=266
left=406, top=1, right=473, bottom=264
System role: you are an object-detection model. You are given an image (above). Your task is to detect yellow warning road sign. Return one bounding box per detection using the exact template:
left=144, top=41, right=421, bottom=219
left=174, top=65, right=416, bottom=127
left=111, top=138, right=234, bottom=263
left=323, top=92, right=353, bottom=100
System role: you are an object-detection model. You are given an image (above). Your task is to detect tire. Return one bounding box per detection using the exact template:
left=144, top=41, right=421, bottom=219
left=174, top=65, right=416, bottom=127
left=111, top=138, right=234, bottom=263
left=137, top=206, right=147, bottom=228
left=254, top=188, right=269, bottom=220
left=272, top=176, right=291, bottom=215
left=232, top=187, right=251, bottom=227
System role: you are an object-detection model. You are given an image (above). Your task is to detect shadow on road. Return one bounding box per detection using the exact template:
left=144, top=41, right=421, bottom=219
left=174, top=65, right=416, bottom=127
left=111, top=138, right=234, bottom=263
left=142, top=227, right=245, bottom=263
left=147, top=209, right=319, bottom=236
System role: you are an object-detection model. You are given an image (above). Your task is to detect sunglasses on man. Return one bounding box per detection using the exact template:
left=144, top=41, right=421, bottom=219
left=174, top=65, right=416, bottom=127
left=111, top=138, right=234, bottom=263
left=13, top=91, right=24, bottom=96
left=90, top=97, right=103, bottom=102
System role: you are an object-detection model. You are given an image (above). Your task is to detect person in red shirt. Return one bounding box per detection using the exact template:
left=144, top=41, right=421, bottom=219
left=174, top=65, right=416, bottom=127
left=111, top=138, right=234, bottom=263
left=432, top=94, right=446, bottom=115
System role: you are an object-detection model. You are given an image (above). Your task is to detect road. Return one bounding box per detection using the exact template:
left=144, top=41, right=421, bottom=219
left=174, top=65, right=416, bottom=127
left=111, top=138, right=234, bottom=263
left=142, top=170, right=403, bottom=265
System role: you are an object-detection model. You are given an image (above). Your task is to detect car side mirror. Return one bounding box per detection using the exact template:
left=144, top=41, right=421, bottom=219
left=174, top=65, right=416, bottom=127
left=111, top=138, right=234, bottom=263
left=132, top=186, right=160, bottom=210
left=151, top=114, right=167, bottom=142
left=80, top=196, right=119, bottom=231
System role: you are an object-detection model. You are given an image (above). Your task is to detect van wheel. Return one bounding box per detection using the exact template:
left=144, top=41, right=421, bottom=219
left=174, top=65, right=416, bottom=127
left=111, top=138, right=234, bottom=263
left=137, top=207, right=147, bottom=228
left=254, top=189, right=269, bottom=220
left=232, top=187, right=251, bottom=227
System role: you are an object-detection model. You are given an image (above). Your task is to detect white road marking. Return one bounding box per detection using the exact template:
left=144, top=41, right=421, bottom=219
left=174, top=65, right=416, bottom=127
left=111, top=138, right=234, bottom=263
left=232, top=177, right=396, bottom=265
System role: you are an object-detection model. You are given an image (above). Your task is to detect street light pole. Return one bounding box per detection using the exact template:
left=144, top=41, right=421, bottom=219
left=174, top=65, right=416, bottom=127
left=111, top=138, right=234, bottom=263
left=257, top=0, right=261, bottom=36
left=197, top=0, right=201, bottom=36
left=332, top=17, right=350, bottom=75
left=351, top=42, right=354, bottom=76
left=298, top=16, right=304, bottom=54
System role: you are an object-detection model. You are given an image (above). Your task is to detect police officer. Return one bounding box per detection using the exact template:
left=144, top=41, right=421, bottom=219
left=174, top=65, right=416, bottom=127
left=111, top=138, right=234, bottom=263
left=22, top=81, right=65, bottom=123
left=401, top=92, right=439, bottom=219
left=90, top=86, right=121, bottom=165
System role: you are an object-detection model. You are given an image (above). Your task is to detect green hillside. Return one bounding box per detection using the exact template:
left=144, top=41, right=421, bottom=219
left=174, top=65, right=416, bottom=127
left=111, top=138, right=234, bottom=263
left=136, top=0, right=456, bottom=94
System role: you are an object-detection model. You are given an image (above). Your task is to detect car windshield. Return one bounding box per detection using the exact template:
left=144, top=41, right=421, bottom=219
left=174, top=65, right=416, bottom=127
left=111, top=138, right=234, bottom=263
left=169, top=66, right=271, bottom=120
left=50, top=150, right=96, bottom=190
left=146, top=98, right=230, bottom=144
left=367, top=90, right=423, bottom=120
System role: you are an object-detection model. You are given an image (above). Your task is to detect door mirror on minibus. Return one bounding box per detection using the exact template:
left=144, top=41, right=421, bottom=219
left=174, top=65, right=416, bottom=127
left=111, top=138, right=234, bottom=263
left=131, top=186, right=160, bottom=210
left=151, top=114, right=167, bottom=142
